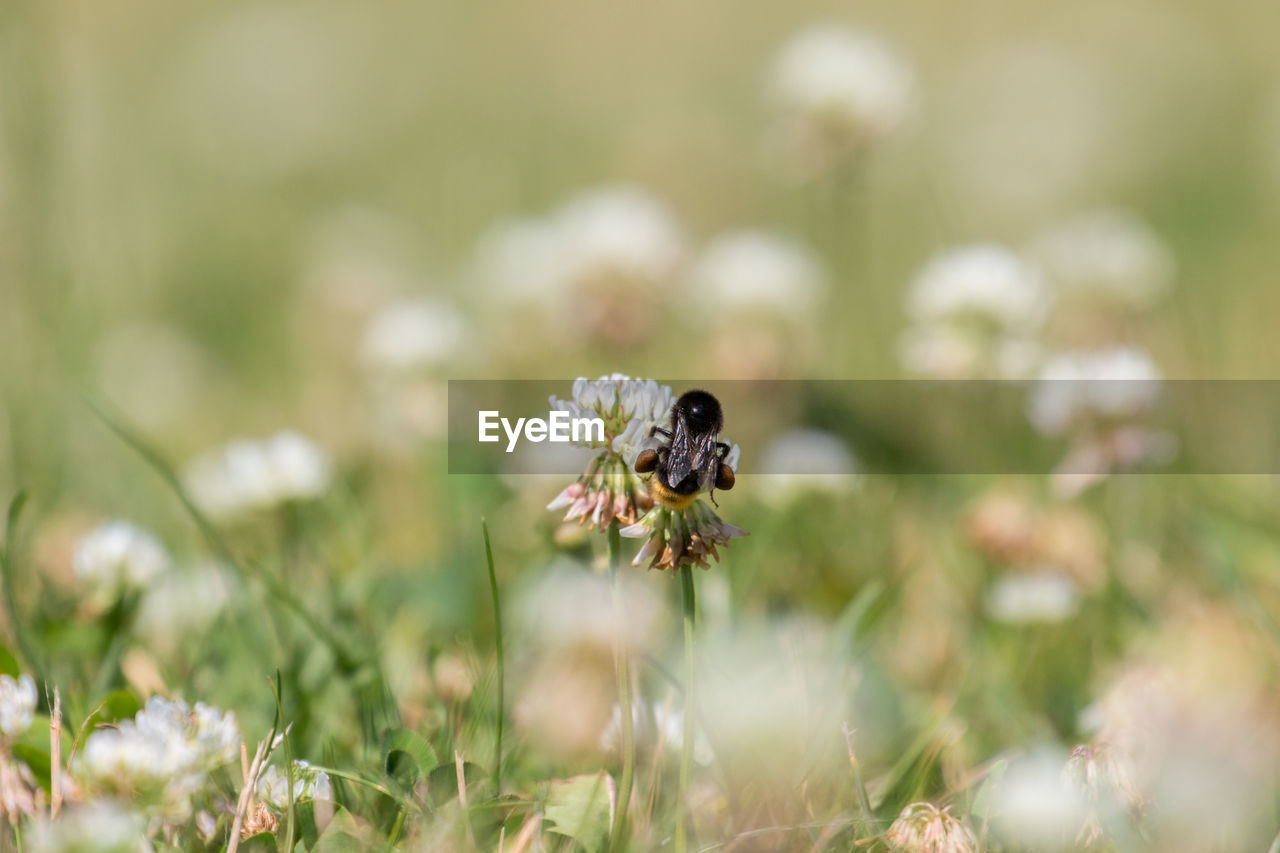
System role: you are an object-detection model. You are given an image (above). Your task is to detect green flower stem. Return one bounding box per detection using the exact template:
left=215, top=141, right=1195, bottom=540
left=608, top=520, right=636, bottom=850
left=675, top=563, right=697, bottom=853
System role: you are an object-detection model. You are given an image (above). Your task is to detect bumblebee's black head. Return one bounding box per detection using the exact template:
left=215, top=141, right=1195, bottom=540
left=673, top=389, right=723, bottom=435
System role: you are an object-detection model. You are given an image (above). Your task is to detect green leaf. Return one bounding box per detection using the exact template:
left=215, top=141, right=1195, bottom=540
left=11, top=743, right=51, bottom=790
left=543, top=772, right=613, bottom=852
left=425, top=761, right=486, bottom=808
left=0, top=643, right=19, bottom=678
left=313, top=806, right=377, bottom=853
left=86, top=689, right=141, bottom=727
left=382, top=728, right=439, bottom=786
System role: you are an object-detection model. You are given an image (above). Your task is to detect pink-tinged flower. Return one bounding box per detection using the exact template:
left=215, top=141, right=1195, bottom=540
left=885, top=802, right=979, bottom=853
left=546, top=375, right=671, bottom=530
left=620, top=501, right=748, bottom=571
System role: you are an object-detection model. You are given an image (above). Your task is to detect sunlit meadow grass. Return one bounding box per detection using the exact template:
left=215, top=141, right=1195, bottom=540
left=6, top=0, right=1280, bottom=850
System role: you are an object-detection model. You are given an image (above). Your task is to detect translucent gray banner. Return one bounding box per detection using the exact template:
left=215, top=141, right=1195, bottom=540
left=446, top=380, right=1280, bottom=475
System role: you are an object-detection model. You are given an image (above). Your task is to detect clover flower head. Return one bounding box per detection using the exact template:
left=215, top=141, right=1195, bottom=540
left=256, top=760, right=332, bottom=809
left=769, top=25, right=914, bottom=162
left=908, top=244, right=1049, bottom=332
left=885, top=802, right=979, bottom=853
left=553, top=186, right=685, bottom=293
left=0, top=673, right=37, bottom=739
left=72, top=520, right=171, bottom=599
left=77, top=696, right=241, bottom=819
left=620, top=500, right=748, bottom=571
left=183, top=430, right=332, bottom=519
left=546, top=375, right=674, bottom=529
left=1064, top=742, right=1145, bottom=847
left=1028, top=346, right=1162, bottom=436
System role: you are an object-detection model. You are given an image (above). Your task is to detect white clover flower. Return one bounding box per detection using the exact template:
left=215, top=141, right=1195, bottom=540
left=552, top=186, right=684, bottom=292
left=769, top=26, right=913, bottom=152
left=547, top=376, right=675, bottom=529
left=183, top=430, right=332, bottom=518
left=755, top=429, right=858, bottom=504
left=31, top=801, right=146, bottom=853
left=256, top=760, right=332, bottom=809
left=359, top=297, right=466, bottom=373
left=985, top=569, right=1080, bottom=625
left=0, top=673, right=36, bottom=739
left=549, top=375, right=675, bottom=454
left=1030, top=210, right=1174, bottom=310
left=1027, top=347, right=1162, bottom=436
left=907, top=245, right=1049, bottom=332
left=77, top=696, right=241, bottom=819
left=688, top=230, right=825, bottom=320
left=71, top=521, right=171, bottom=600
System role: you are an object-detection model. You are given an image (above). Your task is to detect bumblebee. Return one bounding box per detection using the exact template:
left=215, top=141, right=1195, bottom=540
left=634, top=389, right=735, bottom=509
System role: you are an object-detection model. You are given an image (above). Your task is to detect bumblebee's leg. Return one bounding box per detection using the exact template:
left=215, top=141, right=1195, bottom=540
left=715, top=441, right=731, bottom=459
left=715, top=462, right=735, bottom=491
left=634, top=448, right=660, bottom=474
left=649, top=426, right=673, bottom=440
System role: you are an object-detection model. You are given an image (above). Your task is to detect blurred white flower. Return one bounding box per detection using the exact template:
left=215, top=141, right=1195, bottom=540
left=0, top=673, right=36, bottom=739
left=183, top=430, right=332, bottom=519
left=755, top=428, right=858, bottom=504
left=697, top=618, right=850, bottom=789
left=135, top=562, right=235, bottom=653
left=1027, top=347, right=1161, bottom=436
left=901, top=245, right=1049, bottom=379
left=989, top=746, right=1086, bottom=850
left=1088, top=638, right=1280, bottom=850
left=985, top=569, right=1080, bottom=625
left=77, top=696, right=241, bottom=819
left=257, top=760, right=333, bottom=809
left=688, top=230, right=825, bottom=320
left=1063, top=742, right=1145, bottom=847
left=72, top=521, right=171, bottom=601
left=360, top=297, right=466, bottom=373
left=768, top=25, right=914, bottom=164
left=513, top=562, right=666, bottom=657
left=554, top=185, right=685, bottom=292
left=1031, top=209, right=1174, bottom=310
left=473, top=217, right=569, bottom=305
left=31, top=801, right=146, bottom=853
left=599, top=701, right=713, bottom=766
left=907, top=245, right=1049, bottom=332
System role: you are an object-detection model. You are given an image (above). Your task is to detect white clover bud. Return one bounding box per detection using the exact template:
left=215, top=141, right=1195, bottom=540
left=256, top=760, right=332, bottom=809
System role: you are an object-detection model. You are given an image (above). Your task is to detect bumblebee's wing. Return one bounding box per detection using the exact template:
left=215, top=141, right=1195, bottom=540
left=692, top=433, right=721, bottom=491
left=663, top=416, right=698, bottom=486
